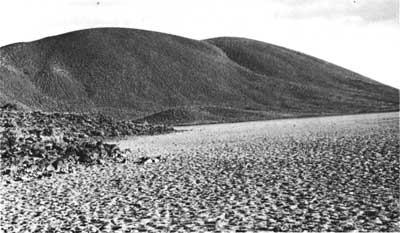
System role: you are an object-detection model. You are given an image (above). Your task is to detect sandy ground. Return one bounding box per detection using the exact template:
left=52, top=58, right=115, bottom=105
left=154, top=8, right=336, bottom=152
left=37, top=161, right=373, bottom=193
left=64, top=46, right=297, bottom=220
left=1, top=112, right=399, bottom=232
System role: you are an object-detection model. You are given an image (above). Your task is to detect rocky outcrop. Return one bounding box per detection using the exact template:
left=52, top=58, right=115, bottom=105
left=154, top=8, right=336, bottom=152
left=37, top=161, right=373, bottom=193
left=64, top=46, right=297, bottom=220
left=0, top=106, right=173, bottom=181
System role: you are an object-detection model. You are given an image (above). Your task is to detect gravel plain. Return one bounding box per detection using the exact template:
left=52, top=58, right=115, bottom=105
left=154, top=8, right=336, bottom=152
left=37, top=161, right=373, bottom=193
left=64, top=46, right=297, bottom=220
left=1, top=112, right=399, bottom=232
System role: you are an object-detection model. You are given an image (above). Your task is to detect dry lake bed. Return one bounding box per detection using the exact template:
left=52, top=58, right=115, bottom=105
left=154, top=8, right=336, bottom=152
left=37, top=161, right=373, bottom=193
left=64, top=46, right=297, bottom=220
left=1, top=112, right=399, bottom=232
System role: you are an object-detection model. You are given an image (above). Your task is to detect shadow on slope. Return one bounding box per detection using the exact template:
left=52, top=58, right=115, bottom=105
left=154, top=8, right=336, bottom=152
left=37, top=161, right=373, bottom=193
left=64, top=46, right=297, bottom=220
left=0, top=28, right=398, bottom=124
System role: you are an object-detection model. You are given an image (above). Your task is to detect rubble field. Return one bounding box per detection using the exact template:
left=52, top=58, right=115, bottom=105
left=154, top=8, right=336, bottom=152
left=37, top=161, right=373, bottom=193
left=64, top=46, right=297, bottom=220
left=1, top=111, right=399, bottom=232
left=0, top=105, right=173, bottom=181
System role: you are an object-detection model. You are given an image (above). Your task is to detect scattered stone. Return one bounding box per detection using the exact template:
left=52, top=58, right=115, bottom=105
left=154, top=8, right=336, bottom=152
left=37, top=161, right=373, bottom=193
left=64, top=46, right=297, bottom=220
left=1, top=103, right=18, bottom=111
left=1, top=110, right=398, bottom=232
left=0, top=107, right=174, bottom=181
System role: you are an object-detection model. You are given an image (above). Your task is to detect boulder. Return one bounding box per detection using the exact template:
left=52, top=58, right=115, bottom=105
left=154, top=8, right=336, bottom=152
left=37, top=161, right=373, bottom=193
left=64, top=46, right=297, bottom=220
left=0, top=109, right=173, bottom=181
left=1, top=103, right=18, bottom=111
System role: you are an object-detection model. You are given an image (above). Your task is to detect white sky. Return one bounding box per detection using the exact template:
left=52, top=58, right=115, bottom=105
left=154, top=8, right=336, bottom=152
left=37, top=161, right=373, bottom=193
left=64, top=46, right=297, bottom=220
left=0, top=0, right=399, bottom=88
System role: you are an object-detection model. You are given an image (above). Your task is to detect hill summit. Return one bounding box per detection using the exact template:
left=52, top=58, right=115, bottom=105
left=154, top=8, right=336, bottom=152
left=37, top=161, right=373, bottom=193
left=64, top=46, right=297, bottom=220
left=0, top=28, right=398, bottom=123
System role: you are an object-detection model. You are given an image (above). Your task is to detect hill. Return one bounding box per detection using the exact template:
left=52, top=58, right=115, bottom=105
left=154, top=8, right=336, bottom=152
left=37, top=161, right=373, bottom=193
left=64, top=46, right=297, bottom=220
left=0, top=27, right=398, bottom=124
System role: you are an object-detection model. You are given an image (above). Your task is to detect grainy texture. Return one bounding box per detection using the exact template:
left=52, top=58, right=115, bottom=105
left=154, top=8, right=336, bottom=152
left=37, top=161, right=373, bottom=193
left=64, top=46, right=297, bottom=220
left=0, top=109, right=173, bottom=181
left=1, top=112, right=399, bottom=232
left=0, top=28, right=398, bottom=123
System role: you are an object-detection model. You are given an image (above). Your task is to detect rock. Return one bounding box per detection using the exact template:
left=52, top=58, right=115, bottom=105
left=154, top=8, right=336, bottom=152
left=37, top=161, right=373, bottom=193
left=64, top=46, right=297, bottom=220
left=65, top=145, right=77, bottom=156
left=152, top=156, right=161, bottom=163
left=2, top=168, right=11, bottom=175
left=4, top=121, right=15, bottom=128
left=90, top=130, right=104, bottom=137
left=77, top=149, right=92, bottom=163
left=134, top=156, right=151, bottom=165
left=104, top=143, right=118, bottom=156
left=342, top=222, right=355, bottom=231
left=374, top=217, right=383, bottom=225
left=78, top=133, right=88, bottom=139
left=1, top=103, right=18, bottom=111
left=51, top=159, right=64, bottom=172
left=98, top=159, right=106, bottom=165
left=46, top=164, right=56, bottom=172
left=0, top=109, right=173, bottom=181
left=44, top=143, right=53, bottom=150
left=63, top=136, right=73, bottom=143
left=42, top=127, right=53, bottom=136
left=365, top=209, right=379, bottom=218
left=25, top=137, right=36, bottom=144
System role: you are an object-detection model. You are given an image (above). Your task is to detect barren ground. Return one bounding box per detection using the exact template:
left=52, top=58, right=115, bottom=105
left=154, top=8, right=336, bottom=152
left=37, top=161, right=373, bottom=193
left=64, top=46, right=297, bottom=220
left=1, top=112, right=399, bottom=232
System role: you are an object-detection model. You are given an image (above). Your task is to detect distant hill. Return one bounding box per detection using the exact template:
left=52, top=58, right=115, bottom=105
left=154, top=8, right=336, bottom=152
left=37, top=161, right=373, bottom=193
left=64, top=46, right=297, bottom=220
left=0, top=27, right=398, bottom=124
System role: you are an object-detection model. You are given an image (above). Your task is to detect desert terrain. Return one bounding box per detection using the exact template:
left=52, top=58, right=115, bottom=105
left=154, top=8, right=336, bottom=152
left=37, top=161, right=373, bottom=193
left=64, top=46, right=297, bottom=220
left=1, top=28, right=398, bottom=123
left=1, top=112, right=399, bottom=232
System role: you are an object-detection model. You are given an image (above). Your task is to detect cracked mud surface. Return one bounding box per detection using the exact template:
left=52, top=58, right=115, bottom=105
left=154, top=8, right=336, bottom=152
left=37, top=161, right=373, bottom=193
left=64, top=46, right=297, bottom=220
left=1, top=112, right=399, bottom=232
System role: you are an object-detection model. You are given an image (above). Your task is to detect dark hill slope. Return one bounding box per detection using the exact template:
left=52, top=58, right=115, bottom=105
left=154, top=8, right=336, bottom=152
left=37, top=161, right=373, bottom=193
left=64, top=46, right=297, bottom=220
left=0, top=28, right=398, bottom=123
left=206, top=37, right=398, bottom=106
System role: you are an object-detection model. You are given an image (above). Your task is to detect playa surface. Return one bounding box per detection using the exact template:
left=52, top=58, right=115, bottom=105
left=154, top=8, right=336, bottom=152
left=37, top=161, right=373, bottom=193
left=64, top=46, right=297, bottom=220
left=1, top=112, right=399, bottom=232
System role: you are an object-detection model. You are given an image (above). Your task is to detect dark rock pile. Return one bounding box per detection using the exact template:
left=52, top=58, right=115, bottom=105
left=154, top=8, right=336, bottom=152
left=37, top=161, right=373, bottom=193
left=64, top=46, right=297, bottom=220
left=0, top=107, right=173, bottom=181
